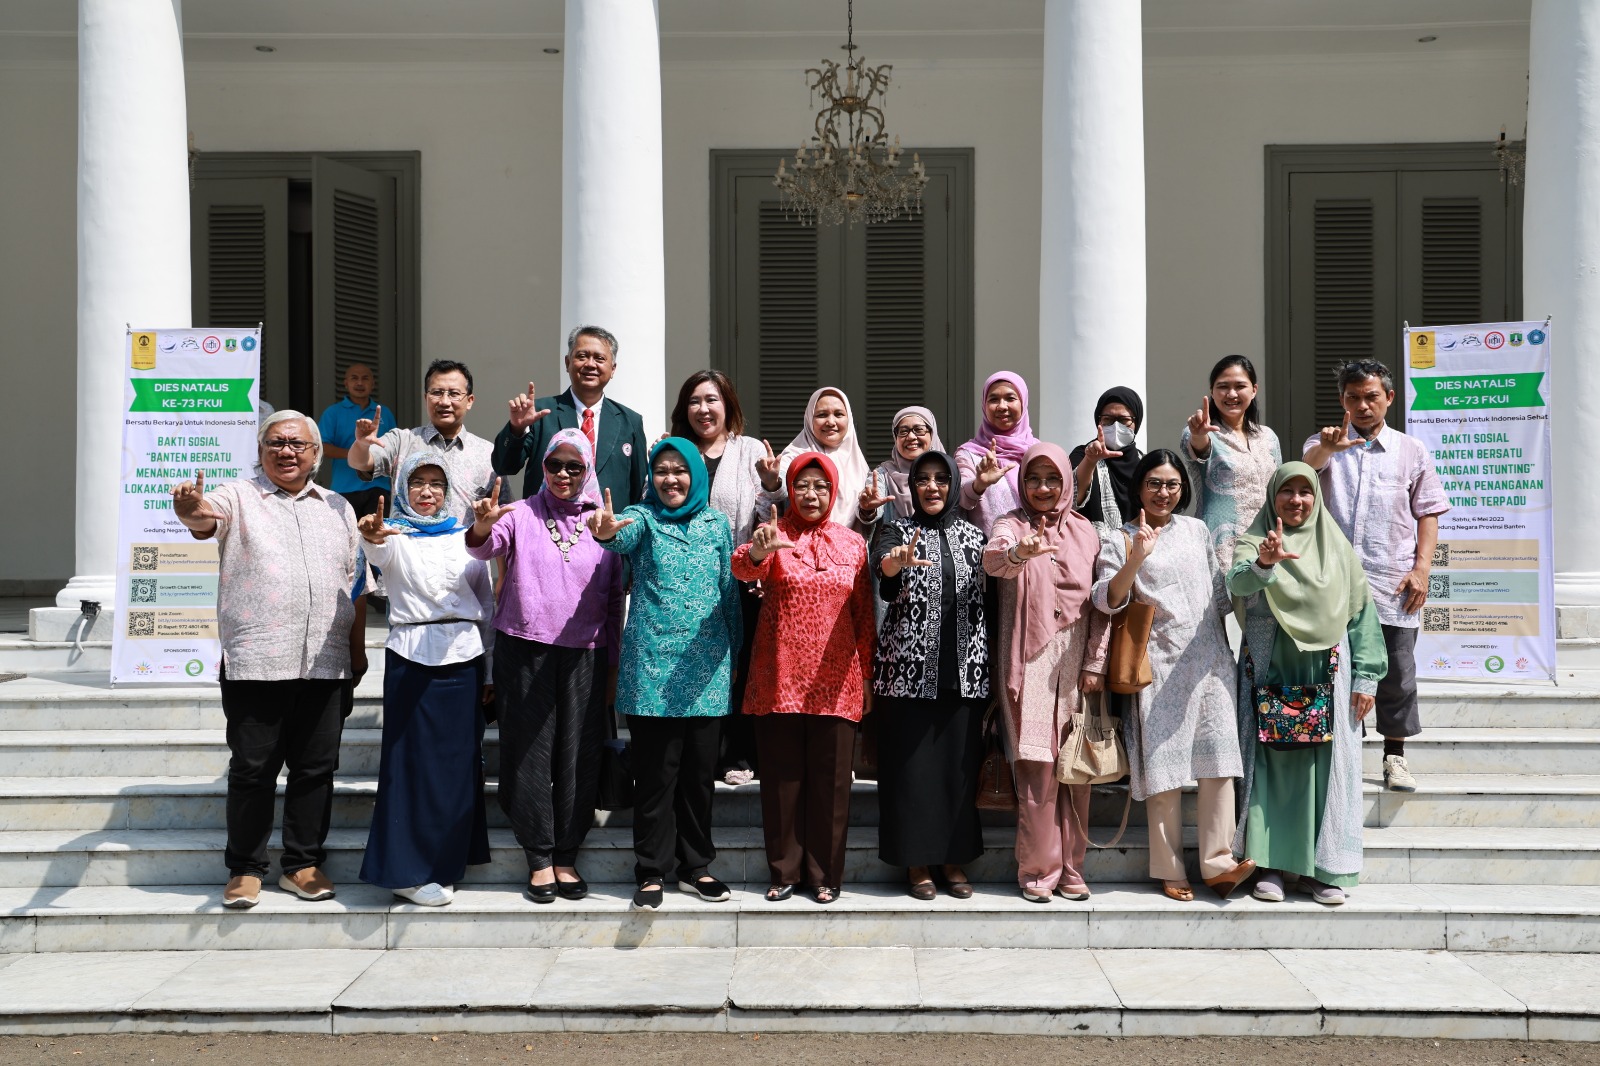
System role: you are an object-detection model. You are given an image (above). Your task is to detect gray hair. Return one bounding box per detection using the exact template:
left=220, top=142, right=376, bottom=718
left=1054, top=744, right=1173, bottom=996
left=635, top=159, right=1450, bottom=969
left=566, top=324, right=619, bottom=361
left=1336, top=360, right=1395, bottom=395
left=257, top=409, right=324, bottom=477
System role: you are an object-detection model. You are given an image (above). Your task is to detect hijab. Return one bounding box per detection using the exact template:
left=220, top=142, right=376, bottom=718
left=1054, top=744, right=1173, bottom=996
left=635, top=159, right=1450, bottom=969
left=1070, top=386, right=1146, bottom=523
left=387, top=454, right=459, bottom=536
left=642, top=437, right=710, bottom=522
left=908, top=451, right=961, bottom=531
left=1232, top=461, right=1371, bottom=652
left=781, top=451, right=855, bottom=570
left=781, top=387, right=870, bottom=526
left=537, top=428, right=603, bottom=538
left=958, top=371, right=1040, bottom=500
left=879, top=406, right=946, bottom=518
left=1004, top=442, right=1103, bottom=707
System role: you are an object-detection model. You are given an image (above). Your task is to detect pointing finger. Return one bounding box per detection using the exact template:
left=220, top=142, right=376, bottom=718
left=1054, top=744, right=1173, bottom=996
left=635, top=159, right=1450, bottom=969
left=1275, top=517, right=1283, bottom=537
left=195, top=470, right=205, bottom=493
left=374, top=405, right=382, bottom=426
left=909, top=528, right=921, bottom=548
left=603, top=487, right=614, bottom=514
left=527, top=382, right=537, bottom=399
left=763, top=439, right=774, bottom=459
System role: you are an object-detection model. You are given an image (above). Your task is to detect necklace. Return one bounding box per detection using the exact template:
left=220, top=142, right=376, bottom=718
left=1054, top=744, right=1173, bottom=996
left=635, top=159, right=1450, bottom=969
left=545, top=518, right=582, bottom=563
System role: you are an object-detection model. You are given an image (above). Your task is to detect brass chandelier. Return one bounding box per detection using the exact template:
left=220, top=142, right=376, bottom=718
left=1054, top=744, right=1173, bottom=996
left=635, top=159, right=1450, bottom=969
left=773, top=0, right=928, bottom=226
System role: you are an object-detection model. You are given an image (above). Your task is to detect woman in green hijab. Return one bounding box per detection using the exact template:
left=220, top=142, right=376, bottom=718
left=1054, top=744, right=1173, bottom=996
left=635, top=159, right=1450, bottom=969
left=1227, top=462, right=1387, bottom=906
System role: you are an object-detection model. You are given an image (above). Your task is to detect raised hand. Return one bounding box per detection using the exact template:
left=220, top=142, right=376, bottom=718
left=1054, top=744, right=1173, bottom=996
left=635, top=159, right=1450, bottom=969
left=508, top=383, right=551, bottom=432
left=1188, top=396, right=1219, bottom=454
left=171, top=470, right=224, bottom=530
left=471, top=478, right=517, bottom=535
left=1082, top=424, right=1124, bottom=467
left=1127, top=508, right=1160, bottom=566
left=974, top=442, right=1016, bottom=490
left=748, top=511, right=795, bottom=563
left=357, top=496, right=406, bottom=545
left=858, top=473, right=894, bottom=517
left=755, top=439, right=782, bottom=492
left=354, top=405, right=383, bottom=448
left=586, top=487, right=634, bottom=541
left=1015, top=515, right=1055, bottom=561
left=1256, top=518, right=1301, bottom=567
left=1319, top=418, right=1362, bottom=453
left=880, top=528, right=933, bottom=578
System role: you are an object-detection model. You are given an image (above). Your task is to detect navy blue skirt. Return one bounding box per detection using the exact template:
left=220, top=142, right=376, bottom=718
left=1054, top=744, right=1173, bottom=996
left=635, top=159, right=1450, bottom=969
left=360, top=650, right=492, bottom=889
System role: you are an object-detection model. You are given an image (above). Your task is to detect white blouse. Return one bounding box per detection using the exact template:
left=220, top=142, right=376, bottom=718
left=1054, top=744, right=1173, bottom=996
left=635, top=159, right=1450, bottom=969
left=363, top=530, right=494, bottom=669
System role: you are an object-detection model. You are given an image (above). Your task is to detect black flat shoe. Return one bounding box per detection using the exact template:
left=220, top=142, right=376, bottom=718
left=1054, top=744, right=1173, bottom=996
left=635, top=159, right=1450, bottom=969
left=765, top=884, right=795, bottom=902
left=632, top=880, right=664, bottom=910
left=556, top=875, right=588, bottom=901
left=812, top=886, right=839, bottom=905
left=525, top=882, right=557, bottom=904
left=678, top=876, right=731, bottom=902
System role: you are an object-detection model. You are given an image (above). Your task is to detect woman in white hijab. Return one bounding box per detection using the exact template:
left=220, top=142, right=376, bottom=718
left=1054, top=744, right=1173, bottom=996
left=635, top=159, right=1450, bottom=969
left=776, top=387, right=872, bottom=528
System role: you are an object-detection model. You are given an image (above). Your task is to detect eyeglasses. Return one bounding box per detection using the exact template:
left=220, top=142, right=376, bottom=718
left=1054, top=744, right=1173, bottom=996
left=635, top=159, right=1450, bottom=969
left=1143, top=479, right=1184, bottom=494
left=894, top=425, right=932, bottom=439
left=1024, top=476, right=1064, bottom=490
left=911, top=474, right=952, bottom=488
left=1097, top=415, right=1135, bottom=428
left=792, top=480, right=832, bottom=497
left=264, top=439, right=313, bottom=454
left=406, top=480, right=447, bottom=494
left=426, top=388, right=469, bottom=401
left=543, top=458, right=586, bottom=478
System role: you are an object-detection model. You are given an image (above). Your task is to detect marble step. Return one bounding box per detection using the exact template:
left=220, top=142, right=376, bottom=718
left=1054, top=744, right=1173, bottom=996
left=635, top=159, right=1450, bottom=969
left=1357, top=729, right=1600, bottom=775
left=3, top=774, right=1598, bottom=833
left=0, top=823, right=1595, bottom=888
left=0, top=943, right=1592, bottom=1039
left=2, top=882, right=1597, bottom=957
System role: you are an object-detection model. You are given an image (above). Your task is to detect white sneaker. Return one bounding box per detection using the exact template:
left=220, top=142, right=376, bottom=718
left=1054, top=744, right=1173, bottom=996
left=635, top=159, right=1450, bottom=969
left=1383, top=754, right=1417, bottom=792
left=394, top=883, right=453, bottom=907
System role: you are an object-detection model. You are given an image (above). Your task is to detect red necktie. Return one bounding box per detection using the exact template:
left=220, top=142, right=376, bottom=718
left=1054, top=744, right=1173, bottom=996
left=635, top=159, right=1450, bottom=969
left=581, top=407, right=596, bottom=446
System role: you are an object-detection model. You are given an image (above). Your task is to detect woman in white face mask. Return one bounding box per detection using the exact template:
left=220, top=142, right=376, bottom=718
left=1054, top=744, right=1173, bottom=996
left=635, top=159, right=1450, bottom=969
left=1070, top=387, right=1144, bottom=528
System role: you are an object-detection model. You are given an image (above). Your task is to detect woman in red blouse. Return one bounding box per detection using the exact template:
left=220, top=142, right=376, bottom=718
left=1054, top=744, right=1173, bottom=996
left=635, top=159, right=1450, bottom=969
left=733, top=452, right=876, bottom=904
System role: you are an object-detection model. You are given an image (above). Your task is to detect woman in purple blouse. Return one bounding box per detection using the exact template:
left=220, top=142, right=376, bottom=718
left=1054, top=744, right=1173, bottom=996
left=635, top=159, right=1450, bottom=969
left=467, top=428, right=626, bottom=903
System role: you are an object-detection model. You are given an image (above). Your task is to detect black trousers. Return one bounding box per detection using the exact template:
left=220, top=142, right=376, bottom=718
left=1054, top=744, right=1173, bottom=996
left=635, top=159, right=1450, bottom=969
left=494, top=633, right=607, bottom=872
left=626, top=714, right=721, bottom=885
left=338, top=486, right=387, bottom=521
left=1376, top=624, right=1422, bottom=738
left=717, top=586, right=764, bottom=775
left=219, top=674, right=345, bottom=878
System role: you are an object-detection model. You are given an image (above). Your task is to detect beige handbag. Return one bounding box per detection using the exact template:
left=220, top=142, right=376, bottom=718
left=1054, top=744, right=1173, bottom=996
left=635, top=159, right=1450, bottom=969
left=1057, top=690, right=1133, bottom=848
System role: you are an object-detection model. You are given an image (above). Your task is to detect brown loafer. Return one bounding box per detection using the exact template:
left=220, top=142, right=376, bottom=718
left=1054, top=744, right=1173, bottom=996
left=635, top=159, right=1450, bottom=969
left=223, top=875, right=261, bottom=909
left=946, top=880, right=974, bottom=900
left=1161, top=880, right=1195, bottom=902
left=909, top=879, right=937, bottom=901
left=1203, top=859, right=1258, bottom=900
left=278, top=867, right=335, bottom=901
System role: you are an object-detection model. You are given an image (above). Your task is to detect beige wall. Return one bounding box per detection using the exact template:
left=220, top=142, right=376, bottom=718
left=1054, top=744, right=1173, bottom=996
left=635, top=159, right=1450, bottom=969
left=0, top=48, right=1527, bottom=582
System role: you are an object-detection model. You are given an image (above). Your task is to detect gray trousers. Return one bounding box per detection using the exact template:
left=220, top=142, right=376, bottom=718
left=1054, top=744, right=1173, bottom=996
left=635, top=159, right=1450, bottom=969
left=1376, top=624, right=1421, bottom=739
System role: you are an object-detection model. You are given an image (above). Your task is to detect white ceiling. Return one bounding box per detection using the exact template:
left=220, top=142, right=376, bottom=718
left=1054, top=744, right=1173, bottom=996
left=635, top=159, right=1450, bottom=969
left=0, top=0, right=1531, bottom=65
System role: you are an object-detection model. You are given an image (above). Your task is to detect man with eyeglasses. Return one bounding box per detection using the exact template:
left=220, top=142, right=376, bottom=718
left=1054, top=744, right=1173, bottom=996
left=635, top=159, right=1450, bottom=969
left=171, top=411, right=368, bottom=910
left=490, top=325, right=649, bottom=506
left=347, top=358, right=497, bottom=523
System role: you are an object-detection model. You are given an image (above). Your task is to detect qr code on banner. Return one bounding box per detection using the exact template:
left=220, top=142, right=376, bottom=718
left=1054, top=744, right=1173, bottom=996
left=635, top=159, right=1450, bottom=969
left=1428, top=574, right=1450, bottom=600
left=126, top=611, right=155, bottom=637
left=1423, top=607, right=1450, bottom=634
left=131, top=546, right=159, bottom=572
left=129, top=578, right=157, bottom=604
left=1431, top=543, right=1450, bottom=568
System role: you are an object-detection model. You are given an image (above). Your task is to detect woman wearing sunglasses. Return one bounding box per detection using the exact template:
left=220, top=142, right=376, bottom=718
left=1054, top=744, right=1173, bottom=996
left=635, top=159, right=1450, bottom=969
left=466, top=429, right=626, bottom=904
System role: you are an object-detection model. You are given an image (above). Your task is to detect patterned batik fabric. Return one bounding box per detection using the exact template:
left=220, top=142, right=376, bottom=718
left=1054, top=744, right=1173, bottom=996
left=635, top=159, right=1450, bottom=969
left=870, top=516, right=989, bottom=700
left=1181, top=422, right=1283, bottom=573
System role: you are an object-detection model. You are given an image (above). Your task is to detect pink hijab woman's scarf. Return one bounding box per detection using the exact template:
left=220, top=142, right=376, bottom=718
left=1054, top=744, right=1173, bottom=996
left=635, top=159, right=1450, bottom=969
left=537, top=427, right=603, bottom=538
left=957, top=371, right=1039, bottom=500
left=1003, top=441, right=1102, bottom=708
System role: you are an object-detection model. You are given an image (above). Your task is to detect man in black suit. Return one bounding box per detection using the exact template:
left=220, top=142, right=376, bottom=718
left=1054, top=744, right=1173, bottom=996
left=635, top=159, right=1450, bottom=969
left=491, top=325, right=650, bottom=505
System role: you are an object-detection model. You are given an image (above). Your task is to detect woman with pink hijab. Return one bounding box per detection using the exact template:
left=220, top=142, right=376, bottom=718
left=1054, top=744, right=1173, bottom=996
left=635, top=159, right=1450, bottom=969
left=983, top=441, right=1109, bottom=902
left=956, top=372, right=1041, bottom=536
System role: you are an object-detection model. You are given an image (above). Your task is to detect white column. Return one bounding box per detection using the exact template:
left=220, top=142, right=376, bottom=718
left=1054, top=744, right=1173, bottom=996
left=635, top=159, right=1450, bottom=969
left=560, top=0, right=667, bottom=439
left=59, top=0, right=191, bottom=609
left=1526, top=0, right=1600, bottom=605
left=1037, top=0, right=1146, bottom=446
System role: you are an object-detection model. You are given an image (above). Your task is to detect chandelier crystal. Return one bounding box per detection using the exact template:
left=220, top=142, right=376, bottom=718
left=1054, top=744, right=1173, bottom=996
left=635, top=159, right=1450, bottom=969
left=773, top=0, right=928, bottom=226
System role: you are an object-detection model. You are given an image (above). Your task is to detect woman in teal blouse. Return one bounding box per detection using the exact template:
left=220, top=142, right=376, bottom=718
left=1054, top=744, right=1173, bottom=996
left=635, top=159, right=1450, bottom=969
left=1226, top=462, right=1387, bottom=907
left=591, top=437, right=743, bottom=910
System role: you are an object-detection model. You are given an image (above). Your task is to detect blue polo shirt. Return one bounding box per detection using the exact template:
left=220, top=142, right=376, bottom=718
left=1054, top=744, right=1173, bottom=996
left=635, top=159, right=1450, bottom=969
left=318, top=397, right=395, bottom=494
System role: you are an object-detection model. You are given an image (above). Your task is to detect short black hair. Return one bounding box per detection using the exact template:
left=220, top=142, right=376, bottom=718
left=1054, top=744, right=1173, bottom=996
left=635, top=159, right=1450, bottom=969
left=424, top=359, right=474, bottom=395
left=1337, top=359, right=1394, bottom=395
left=1132, top=448, right=1193, bottom=514
left=1207, top=354, right=1261, bottom=433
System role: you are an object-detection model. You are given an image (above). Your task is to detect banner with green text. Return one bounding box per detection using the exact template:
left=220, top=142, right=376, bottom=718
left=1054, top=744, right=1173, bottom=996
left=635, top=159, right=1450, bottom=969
left=111, top=327, right=261, bottom=685
left=1404, top=321, right=1555, bottom=682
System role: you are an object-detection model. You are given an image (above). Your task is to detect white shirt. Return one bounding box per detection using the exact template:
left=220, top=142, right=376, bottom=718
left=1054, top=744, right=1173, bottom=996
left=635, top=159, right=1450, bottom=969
left=363, top=529, right=494, bottom=668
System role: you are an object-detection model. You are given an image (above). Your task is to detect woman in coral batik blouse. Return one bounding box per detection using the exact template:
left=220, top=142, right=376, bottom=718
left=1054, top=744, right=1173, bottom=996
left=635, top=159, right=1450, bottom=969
left=733, top=451, right=876, bottom=905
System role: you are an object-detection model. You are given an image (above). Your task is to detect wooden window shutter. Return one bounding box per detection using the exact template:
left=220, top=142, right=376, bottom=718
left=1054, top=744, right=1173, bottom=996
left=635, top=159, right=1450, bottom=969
left=862, top=213, right=927, bottom=446
left=190, top=177, right=289, bottom=406
left=1398, top=169, right=1510, bottom=329
left=756, top=201, right=821, bottom=436
left=312, top=157, right=396, bottom=419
